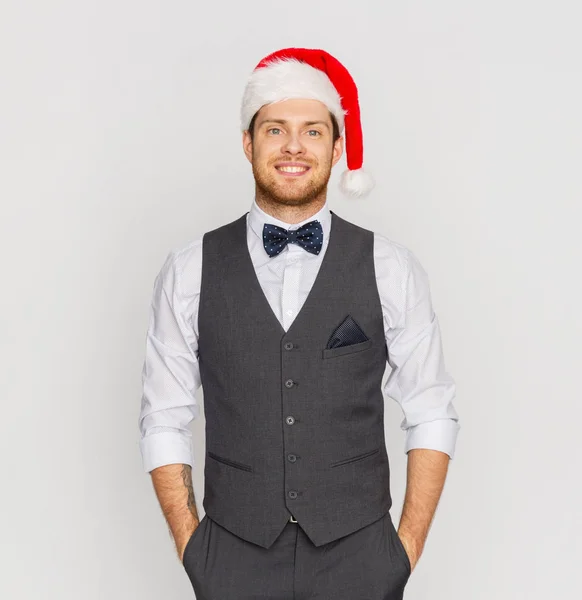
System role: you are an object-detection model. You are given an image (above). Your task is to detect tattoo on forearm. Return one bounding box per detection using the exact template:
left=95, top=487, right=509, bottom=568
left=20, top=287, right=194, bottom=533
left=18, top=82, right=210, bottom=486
left=180, top=465, right=197, bottom=518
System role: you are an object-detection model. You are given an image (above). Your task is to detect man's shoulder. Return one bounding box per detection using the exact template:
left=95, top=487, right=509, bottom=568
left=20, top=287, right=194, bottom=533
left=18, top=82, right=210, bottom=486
left=167, top=213, right=247, bottom=283
left=201, top=212, right=247, bottom=239
left=169, top=236, right=203, bottom=271
left=372, top=230, right=411, bottom=265
left=331, top=212, right=414, bottom=276
left=333, top=212, right=411, bottom=261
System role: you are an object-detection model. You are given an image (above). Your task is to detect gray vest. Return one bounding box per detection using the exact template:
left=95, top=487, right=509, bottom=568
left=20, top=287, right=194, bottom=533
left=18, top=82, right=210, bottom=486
left=198, top=210, right=392, bottom=549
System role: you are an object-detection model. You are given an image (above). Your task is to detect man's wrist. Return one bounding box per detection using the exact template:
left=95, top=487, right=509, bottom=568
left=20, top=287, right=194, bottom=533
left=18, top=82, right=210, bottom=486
left=398, top=527, right=423, bottom=570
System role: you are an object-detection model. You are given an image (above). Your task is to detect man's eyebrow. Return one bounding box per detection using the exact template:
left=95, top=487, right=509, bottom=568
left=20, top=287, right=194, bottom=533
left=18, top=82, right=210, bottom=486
left=256, top=119, right=287, bottom=128
left=304, top=120, right=330, bottom=129
left=256, top=119, right=331, bottom=130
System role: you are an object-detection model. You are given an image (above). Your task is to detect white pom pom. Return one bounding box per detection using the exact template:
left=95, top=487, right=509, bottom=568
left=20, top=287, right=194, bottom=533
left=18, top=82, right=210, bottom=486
left=339, top=168, right=375, bottom=198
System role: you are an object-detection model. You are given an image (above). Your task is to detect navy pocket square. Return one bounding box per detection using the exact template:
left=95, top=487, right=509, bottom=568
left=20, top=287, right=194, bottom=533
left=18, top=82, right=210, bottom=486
left=326, top=315, right=370, bottom=349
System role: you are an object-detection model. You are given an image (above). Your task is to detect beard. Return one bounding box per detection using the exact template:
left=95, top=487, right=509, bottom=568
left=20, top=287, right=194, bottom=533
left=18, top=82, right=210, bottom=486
left=251, top=154, right=333, bottom=207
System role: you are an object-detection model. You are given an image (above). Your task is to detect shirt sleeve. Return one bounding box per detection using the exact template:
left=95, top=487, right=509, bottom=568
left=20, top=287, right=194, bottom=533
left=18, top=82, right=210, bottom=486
left=377, top=240, right=460, bottom=459
left=138, top=245, right=202, bottom=473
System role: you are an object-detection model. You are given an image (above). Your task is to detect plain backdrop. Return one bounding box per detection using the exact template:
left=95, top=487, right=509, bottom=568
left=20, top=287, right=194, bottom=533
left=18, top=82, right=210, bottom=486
left=1, top=1, right=581, bottom=598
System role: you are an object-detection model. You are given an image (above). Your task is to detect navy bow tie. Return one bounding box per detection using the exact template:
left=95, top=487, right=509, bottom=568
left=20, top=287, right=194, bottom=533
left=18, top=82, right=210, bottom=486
left=262, top=220, right=323, bottom=258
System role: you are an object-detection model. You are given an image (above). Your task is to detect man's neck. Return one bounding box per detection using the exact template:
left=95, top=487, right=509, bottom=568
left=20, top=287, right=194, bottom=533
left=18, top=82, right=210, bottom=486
left=254, top=189, right=328, bottom=225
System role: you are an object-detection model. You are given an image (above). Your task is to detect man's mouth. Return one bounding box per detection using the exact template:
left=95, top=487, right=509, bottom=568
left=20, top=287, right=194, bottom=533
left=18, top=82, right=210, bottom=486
left=275, top=163, right=311, bottom=176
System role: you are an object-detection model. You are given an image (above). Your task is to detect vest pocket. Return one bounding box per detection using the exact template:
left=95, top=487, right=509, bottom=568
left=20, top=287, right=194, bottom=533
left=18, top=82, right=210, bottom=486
left=322, top=338, right=373, bottom=359
left=329, top=447, right=380, bottom=468
left=207, top=451, right=253, bottom=472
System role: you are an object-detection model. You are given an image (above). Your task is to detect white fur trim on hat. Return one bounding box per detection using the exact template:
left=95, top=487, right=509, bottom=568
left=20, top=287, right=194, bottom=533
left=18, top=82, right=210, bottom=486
left=340, top=168, right=375, bottom=198
left=240, top=58, right=347, bottom=132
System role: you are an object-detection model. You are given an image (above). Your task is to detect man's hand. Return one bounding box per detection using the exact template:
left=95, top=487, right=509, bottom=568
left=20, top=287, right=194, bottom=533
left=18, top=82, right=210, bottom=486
left=397, top=529, right=423, bottom=573
left=178, top=518, right=200, bottom=563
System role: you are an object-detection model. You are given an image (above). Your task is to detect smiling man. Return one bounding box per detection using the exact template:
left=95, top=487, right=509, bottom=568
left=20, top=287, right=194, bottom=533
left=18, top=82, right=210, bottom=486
left=139, top=47, right=460, bottom=599
left=246, top=97, right=343, bottom=206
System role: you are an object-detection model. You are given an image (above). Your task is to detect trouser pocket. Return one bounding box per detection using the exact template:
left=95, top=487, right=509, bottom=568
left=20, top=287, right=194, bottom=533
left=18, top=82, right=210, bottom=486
left=387, top=513, right=411, bottom=577
left=182, top=513, right=208, bottom=568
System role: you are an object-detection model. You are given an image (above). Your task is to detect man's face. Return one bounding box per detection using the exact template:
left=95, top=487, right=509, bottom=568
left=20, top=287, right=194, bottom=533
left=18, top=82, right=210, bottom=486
left=242, top=98, right=344, bottom=206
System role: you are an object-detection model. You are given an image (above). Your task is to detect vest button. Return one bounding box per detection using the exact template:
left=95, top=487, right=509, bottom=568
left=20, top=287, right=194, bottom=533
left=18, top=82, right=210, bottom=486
left=287, top=454, right=297, bottom=462
left=288, top=490, right=298, bottom=499
left=284, top=342, right=294, bottom=350
left=284, top=379, right=295, bottom=388
left=285, top=416, right=295, bottom=425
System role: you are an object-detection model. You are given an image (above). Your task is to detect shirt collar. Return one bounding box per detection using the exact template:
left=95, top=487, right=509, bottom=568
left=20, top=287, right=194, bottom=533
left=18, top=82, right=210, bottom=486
left=247, top=198, right=331, bottom=243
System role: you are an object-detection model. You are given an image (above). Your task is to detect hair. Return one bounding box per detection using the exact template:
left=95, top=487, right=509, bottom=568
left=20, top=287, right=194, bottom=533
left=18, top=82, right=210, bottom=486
left=247, top=109, right=341, bottom=144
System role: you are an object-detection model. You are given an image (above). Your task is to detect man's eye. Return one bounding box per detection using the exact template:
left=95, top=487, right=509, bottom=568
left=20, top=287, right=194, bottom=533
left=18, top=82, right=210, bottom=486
left=268, top=128, right=281, bottom=135
left=307, top=130, right=321, bottom=137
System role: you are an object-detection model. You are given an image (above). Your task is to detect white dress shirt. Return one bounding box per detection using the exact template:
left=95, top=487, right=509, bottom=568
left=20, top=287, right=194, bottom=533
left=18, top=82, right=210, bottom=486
left=138, top=199, right=460, bottom=473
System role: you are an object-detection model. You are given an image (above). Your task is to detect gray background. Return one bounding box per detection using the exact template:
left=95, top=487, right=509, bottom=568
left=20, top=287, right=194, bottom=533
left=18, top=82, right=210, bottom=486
left=1, top=1, right=580, bottom=598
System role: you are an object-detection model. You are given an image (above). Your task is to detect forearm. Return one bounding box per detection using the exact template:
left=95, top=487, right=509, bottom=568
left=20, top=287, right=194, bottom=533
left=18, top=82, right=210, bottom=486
left=397, top=448, right=450, bottom=568
left=150, top=463, right=199, bottom=560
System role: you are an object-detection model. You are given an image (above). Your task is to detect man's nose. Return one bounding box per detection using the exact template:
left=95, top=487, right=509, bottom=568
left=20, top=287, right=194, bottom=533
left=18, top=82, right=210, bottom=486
left=281, top=132, right=305, bottom=154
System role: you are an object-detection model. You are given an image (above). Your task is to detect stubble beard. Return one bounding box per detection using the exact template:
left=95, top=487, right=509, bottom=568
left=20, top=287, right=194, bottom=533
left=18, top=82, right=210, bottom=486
left=252, top=154, right=333, bottom=208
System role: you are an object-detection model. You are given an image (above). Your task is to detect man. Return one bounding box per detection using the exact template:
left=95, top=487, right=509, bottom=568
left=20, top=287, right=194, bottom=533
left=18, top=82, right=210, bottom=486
left=138, top=47, right=460, bottom=599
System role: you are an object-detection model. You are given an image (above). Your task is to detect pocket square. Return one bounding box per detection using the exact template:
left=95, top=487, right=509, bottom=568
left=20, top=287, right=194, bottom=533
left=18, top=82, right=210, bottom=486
left=326, top=315, right=370, bottom=349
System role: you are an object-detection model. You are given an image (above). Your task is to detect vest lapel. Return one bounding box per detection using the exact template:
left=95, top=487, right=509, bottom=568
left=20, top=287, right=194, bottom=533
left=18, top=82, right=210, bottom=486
left=236, top=210, right=341, bottom=338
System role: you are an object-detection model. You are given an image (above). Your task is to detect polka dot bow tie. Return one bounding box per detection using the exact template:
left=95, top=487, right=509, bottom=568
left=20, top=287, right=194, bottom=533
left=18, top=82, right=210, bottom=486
left=262, top=220, right=324, bottom=258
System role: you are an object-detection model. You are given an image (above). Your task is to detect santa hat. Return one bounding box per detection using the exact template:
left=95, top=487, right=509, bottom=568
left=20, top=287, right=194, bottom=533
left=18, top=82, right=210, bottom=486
left=240, top=47, right=375, bottom=198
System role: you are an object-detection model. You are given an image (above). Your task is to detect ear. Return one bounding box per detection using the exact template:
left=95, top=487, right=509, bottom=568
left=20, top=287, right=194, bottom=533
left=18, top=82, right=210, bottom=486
left=242, top=130, right=253, bottom=163
left=331, top=135, right=344, bottom=168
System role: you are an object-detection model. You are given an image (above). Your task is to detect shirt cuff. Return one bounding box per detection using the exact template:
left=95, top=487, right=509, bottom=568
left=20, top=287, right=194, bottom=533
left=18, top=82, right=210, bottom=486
left=139, top=431, right=194, bottom=473
left=404, top=419, right=460, bottom=460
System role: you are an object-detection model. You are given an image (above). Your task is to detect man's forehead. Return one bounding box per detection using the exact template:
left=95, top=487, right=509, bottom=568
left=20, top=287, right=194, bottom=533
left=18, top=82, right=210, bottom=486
left=256, top=100, right=332, bottom=128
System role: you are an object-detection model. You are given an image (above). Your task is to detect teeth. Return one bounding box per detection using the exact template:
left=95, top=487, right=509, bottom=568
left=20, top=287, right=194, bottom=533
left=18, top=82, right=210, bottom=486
left=278, top=166, right=308, bottom=173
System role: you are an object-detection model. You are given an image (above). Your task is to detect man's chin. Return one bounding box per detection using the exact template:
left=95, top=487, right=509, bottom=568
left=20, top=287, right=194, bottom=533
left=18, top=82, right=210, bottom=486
left=267, top=190, right=317, bottom=205
left=259, top=179, right=328, bottom=204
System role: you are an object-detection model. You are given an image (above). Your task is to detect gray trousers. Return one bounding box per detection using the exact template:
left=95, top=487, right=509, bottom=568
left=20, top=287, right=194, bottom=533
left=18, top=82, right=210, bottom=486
left=182, top=510, right=412, bottom=599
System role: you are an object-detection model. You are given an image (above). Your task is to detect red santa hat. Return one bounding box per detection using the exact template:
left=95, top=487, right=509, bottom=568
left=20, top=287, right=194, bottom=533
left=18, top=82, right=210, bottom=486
left=241, top=47, right=375, bottom=198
